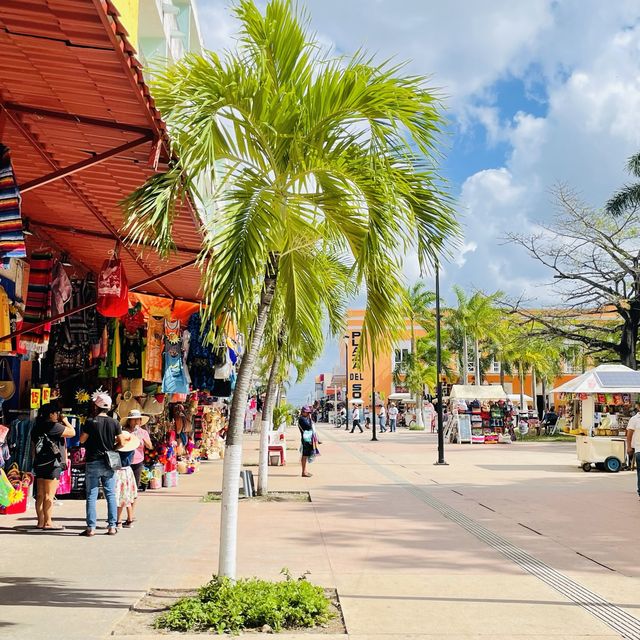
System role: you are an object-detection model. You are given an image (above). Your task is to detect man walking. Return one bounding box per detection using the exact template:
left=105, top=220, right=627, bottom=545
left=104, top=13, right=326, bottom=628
left=350, top=404, right=363, bottom=433
left=388, top=403, right=399, bottom=433
left=378, top=404, right=387, bottom=433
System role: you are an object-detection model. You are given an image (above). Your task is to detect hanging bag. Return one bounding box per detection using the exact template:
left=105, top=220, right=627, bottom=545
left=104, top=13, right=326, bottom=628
left=0, top=358, right=15, bottom=401
left=96, top=256, right=129, bottom=317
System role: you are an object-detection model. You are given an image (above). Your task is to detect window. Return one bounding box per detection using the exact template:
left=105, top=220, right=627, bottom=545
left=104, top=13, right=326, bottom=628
left=490, top=358, right=501, bottom=374
left=564, top=359, right=579, bottom=374
left=393, top=348, right=410, bottom=368
left=467, top=356, right=475, bottom=373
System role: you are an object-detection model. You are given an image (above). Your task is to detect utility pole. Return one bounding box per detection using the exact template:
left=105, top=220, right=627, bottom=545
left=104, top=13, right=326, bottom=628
left=371, top=350, right=378, bottom=441
left=435, top=258, right=447, bottom=465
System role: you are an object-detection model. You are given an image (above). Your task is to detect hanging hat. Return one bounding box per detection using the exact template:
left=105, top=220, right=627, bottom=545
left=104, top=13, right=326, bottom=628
left=121, top=408, right=150, bottom=427
left=142, top=393, right=165, bottom=416
left=116, top=433, right=140, bottom=453
left=116, top=391, right=142, bottom=418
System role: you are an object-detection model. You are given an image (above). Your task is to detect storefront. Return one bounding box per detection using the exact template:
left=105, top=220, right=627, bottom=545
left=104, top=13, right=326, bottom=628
left=0, top=1, right=233, bottom=513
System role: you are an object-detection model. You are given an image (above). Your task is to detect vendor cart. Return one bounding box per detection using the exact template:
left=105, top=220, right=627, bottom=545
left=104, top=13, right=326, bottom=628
left=576, top=436, right=626, bottom=472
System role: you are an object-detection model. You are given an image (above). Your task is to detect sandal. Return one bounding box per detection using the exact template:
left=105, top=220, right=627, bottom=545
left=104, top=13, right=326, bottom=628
left=122, top=520, right=135, bottom=528
left=79, top=529, right=95, bottom=537
left=302, top=473, right=313, bottom=477
left=42, top=525, right=65, bottom=531
left=106, top=527, right=118, bottom=536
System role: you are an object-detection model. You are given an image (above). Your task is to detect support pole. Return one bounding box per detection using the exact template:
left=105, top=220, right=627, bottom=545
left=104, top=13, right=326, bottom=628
left=435, top=258, right=448, bottom=465
left=344, top=338, right=350, bottom=431
left=371, top=350, right=378, bottom=441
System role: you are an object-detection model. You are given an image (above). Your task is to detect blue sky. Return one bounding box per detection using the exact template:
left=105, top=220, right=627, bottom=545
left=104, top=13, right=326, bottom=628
left=194, top=0, right=640, bottom=404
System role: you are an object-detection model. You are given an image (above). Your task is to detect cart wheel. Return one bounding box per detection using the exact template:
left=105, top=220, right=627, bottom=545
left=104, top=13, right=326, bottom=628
left=581, top=462, right=592, bottom=472
left=604, top=457, right=622, bottom=473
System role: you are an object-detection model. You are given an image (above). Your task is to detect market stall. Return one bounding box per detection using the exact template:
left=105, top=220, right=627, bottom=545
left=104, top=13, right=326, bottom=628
left=446, top=385, right=513, bottom=444
left=554, top=364, right=640, bottom=472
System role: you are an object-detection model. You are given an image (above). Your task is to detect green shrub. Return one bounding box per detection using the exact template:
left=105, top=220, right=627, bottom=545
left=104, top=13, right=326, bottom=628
left=409, top=424, right=425, bottom=431
left=156, top=573, right=331, bottom=633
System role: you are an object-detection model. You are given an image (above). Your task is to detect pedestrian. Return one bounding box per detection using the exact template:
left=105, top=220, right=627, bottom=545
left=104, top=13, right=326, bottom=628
left=78, top=389, right=130, bottom=537
left=121, top=409, right=153, bottom=523
left=364, top=405, right=371, bottom=429
left=31, top=402, right=75, bottom=530
left=378, top=404, right=387, bottom=432
left=115, top=433, right=140, bottom=528
left=350, top=404, right=363, bottom=433
left=626, top=404, right=640, bottom=497
left=298, top=405, right=317, bottom=478
left=388, top=403, right=399, bottom=433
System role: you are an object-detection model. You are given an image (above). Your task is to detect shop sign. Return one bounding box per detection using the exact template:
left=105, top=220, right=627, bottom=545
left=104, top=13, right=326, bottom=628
left=41, top=387, right=51, bottom=404
left=30, top=388, right=41, bottom=409
left=350, top=330, right=362, bottom=399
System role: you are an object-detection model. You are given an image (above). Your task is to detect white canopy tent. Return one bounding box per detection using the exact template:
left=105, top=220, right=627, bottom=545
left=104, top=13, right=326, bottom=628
left=508, top=393, right=533, bottom=406
left=388, top=392, right=413, bottom=402
left=448, top=384, right=508, bottom=401
left=553, top=364, right=640, bottom=394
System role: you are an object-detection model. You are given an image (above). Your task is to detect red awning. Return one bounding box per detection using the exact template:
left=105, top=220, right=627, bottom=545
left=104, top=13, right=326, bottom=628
left=0, top=0, right=203, bottom=302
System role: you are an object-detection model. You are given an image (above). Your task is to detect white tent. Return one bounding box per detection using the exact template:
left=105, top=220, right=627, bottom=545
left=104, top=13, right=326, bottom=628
left=553, top=364, right=640, bottom=394
left=348, top=398, right=363, bottom=405
left=448, top=384, right=508, bottom=401
left=388, top=392, right=413, bottom=401
left=508, top=393, right=533, bottom=406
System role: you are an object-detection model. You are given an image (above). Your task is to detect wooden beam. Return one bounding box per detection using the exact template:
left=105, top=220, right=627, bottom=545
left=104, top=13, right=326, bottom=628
left=20, top=134, right=153, bottom=193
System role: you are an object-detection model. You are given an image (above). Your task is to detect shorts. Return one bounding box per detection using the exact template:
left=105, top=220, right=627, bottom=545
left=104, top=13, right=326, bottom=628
left=34, top=462, right=63, bottom=481
left=130, top=462, right=144, bottom=488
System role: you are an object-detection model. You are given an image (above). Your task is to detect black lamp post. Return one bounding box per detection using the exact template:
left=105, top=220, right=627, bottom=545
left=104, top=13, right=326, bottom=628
left=371, top=351, right=378, bottom=441
left=344, top=335, right=350, bottom=431
left=434, top=258, right=448, bottom=465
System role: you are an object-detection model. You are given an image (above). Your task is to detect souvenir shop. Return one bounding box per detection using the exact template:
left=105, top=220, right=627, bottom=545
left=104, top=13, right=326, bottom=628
left=445, top=385, right=517, bottom=444
left=0, top=248, right=238, bottom=513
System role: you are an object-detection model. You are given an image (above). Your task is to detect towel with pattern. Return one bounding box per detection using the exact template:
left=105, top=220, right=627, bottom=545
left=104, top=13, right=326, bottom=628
left=19, top=253, right=53, bottom=354
left=0, top=145, right=26, bottom=259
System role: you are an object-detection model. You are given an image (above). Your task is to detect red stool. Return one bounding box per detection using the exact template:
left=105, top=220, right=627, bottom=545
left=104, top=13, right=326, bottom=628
left=268, top=444, right=286, bottom=466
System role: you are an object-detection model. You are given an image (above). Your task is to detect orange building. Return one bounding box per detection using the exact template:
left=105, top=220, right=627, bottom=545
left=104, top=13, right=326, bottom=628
left=343, top=309, right=582, bottom=413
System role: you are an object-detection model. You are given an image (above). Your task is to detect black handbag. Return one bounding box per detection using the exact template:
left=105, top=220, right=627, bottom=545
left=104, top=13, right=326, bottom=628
left=104, top=450, right=122, bottom=471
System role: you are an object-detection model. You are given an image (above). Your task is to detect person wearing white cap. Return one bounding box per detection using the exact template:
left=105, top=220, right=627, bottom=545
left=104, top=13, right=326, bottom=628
left=78, top=389, right=130, bottom=537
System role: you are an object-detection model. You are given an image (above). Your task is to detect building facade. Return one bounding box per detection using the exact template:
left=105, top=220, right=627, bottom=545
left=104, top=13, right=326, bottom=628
left=114, top=0, right=203, bottom=64
left=343, top=309, right=580, bottom=412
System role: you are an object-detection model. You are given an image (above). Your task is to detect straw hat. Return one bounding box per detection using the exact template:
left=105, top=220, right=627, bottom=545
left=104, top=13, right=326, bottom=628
left=121, top=408, right=150, bottom=427
left=116, top=434, right=140, bottom=453
left=142, top=393, right=164, bottom=416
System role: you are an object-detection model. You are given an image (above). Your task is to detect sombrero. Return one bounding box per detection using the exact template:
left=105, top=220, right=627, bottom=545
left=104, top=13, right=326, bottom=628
left=120, top=408, right=150, bottom=427
left=116, top=434, right=140, bottom=453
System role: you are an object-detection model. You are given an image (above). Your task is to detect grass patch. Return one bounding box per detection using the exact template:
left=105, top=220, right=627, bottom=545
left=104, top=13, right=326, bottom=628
left=204, top=491, right=311, bottom=503
left=155, top=571, right=331, bottom=633
left=409, top=424, right=426, bottom=431
left=519, top=433, right=575, bottom=442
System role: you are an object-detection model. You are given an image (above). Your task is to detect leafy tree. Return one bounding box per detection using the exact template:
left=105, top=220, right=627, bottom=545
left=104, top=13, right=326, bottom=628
left=446, top=286, right=473, bottom=384
left=123, top=0, right=458, bottom=578
left=606, top=152, right=640, bottom=216
left=466, top=291, right=503, bottom=386
left=507, top=186, right=640, bottom=369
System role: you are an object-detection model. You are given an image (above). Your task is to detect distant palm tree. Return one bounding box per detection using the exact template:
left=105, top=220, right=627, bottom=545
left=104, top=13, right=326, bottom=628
left=466, top=291, right=503, bottom=386
left=447, top=286, right=473, bottom=384
left=606, top=152, right=640, bottom=216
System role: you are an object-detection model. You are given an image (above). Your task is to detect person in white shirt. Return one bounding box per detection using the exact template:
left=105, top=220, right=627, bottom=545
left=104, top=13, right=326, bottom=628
left=388, top=403, right=399, bottom=432
left=626, top=408, right=640, bottom=496
left=378, top=404, right=387, bottom=433
left=350, top=405, right=363, bottom=433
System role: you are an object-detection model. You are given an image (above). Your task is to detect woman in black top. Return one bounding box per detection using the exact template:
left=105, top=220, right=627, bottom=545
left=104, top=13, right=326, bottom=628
left=298, top=405, right=315, bottom=478
left=31, top=402, right=75, bottom=530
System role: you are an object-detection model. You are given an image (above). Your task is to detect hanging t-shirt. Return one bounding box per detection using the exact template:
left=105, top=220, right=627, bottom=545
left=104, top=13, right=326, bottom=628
left=120, top=328, right=142, bottom=378
left=145, top=316, right=164, bottom=382
left=161, top=319, right=189, bottom=394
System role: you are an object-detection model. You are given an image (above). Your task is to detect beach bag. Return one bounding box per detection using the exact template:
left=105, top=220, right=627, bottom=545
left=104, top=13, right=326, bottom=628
left=96, top=257, right=129, bottom=317
left=104, top=450, right=122, bottom=471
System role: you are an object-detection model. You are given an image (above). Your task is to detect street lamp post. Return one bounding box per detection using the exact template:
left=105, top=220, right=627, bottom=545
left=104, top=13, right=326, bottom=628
left=344, top=336, right=350, bottom=431
left=434, top=258, right=448, bottom=465
left=371, top=350, right=378, bottom=441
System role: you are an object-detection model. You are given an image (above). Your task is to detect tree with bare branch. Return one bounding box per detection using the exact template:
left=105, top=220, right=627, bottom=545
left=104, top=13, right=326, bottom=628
left=506, top=186, right=640, bottom=369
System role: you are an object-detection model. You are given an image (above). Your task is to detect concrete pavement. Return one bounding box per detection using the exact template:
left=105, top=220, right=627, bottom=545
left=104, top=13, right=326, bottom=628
left=1, top=423, right=640, bottom=639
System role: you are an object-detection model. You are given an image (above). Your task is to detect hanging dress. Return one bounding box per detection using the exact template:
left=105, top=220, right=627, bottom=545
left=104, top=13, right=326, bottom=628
left=161, top=319, right=188, bottom=394
left=145, top=315, right=164, bottom=383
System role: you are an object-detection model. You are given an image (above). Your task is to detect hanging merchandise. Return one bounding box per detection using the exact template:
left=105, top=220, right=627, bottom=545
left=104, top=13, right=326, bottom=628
left=120, top=329, right=142, bottom=379
left=142, top=393, right=165, bottom=416
left=116, top=391, right=142, bottom=418
left=162, top=318, right=189, bottom=394
left=145, top=315, right=164, bottom=382
left=19, top=252, right=53, bottom=354
left=0, top=144, right=27, bottom=260
left=51, top=261, right=72, bottom=316
left=0, top=284, right=12, bottom=352
left=187, top=312, right=225, bottom=391
left=0, top=357, right=16, bottom=401
left=96, top=255, right=129, bottom=317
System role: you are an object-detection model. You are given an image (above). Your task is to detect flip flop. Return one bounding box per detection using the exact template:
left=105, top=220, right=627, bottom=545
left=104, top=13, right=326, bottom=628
left=42, top=525, right=65, bottom=531
left=106, top=527, right=118, bottom=536
left=79, top=529, right=95, bottom=537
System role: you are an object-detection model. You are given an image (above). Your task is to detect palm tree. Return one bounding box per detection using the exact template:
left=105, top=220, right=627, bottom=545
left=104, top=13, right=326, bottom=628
left=466, top=291, right=503, bottom=386
left=123, top=0, right=458, bottom=578
left=606, top=153, right=640, bottom=216
left=447, top=286, right=472, bottom=384
left=405, top=283, right=435, bottom=425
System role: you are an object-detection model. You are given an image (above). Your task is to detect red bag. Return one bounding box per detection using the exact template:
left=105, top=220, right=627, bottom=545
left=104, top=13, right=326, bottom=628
left=96, top=257, right=129, bottom=317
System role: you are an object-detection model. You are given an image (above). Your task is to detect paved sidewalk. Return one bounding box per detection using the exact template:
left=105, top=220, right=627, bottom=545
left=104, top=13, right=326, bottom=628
left=2, top=424, right=640, bottom=639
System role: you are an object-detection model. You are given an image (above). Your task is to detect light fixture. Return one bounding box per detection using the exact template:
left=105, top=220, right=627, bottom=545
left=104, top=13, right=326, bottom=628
left=60, top=253, right=72, bottom=267
left=22, top=218, right=33, bottom=236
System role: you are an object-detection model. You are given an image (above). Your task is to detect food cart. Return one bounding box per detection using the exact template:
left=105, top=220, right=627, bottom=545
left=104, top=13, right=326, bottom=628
left=553, top=364, right=640, bottom=472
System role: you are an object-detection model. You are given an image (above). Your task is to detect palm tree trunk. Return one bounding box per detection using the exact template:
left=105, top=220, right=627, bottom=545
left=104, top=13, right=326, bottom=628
left=257, top=347, right=282, bottom=496
left=499, top=362, right=505, bottom=388
left=474, top=338, right=481, bottom=386
left=541, top=378, right=547, bottom=413
left=411, top=319, right=423, bottom=427
left=462, top=333, right=469, bottom=385
left=531, top=368, right=537, bottom=418
left=219, top=257, right=278, bottom=579
left=518, top=362, right=525, bottom=418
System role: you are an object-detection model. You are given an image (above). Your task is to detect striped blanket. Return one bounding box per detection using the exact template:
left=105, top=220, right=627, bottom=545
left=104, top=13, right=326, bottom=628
left=0, top=145, right=26, bottom=259
left=19, top=252, right=53, bottom=354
